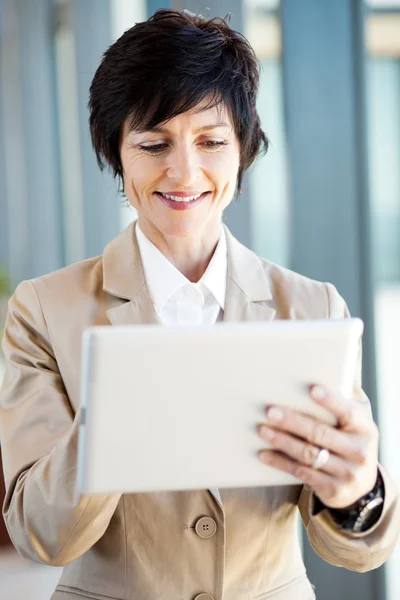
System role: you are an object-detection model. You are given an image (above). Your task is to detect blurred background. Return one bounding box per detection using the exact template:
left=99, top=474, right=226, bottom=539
left=0, top=0, right=399, bottom=598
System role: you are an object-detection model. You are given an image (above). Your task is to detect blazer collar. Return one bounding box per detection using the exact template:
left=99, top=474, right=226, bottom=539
left=103, top=221, right=145, bottom=302
left=103, top=222, right=158, bottom=326
left=223, top=225, right=276, bottom=323
left=102, top=220, right=276, bottom=325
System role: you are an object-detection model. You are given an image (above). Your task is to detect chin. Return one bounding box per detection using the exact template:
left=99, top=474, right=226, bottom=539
left=151, top=212, right=206, bottom=237
left=159, top=222, right=202, bottom=239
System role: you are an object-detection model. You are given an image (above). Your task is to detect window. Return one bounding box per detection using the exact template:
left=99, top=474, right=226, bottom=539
left=365, top=5, right=400, bottom=599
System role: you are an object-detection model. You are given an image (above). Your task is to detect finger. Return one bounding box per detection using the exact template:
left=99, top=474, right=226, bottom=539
left=310, top=385, right=372, bottom=432
left=259, top=425, right=357, bottom=479
left=259, top=449, right=337, bottom=494
left=265, top=405, right=366, bottom=463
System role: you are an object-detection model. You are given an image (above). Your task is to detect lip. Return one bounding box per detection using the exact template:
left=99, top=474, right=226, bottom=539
left=154, top=191, right=209, bottom=211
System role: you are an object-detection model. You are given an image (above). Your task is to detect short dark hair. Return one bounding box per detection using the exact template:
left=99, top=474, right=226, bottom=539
left=89, top=9, right=269, bottom=193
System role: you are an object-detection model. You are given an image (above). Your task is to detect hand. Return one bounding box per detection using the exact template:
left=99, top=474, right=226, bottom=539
left=258, top=385, right=380, bottom=509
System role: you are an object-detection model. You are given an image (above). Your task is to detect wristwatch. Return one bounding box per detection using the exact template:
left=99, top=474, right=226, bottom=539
left=313, top=470, right=384, bottom=534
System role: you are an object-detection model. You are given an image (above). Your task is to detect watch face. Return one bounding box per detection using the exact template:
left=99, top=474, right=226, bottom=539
left=330, top=480, right=384, bottom=533
left=355, top=498, right=384, bottom=533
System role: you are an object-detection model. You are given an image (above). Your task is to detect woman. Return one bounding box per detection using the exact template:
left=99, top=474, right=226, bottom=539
left=0, top=9, right=399, bottom=600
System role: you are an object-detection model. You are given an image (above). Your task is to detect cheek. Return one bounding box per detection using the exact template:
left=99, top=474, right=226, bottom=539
left=121, top=153, right=157, bottom=199
left=211, top=154, right=239, bottom=198
left=206, top=151, right=239, bottom=186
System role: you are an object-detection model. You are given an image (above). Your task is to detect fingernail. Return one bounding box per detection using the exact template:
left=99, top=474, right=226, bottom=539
left=311, top=385, right=326, bottom=401
left=267, top=407, right=284, bottom=422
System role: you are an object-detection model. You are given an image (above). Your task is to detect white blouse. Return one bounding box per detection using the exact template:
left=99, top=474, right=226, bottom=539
left=136, top=222, right=227, bottom=327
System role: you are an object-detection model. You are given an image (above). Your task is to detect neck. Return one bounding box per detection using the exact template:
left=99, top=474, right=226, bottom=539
left=138, top=219, right=221, bottom=282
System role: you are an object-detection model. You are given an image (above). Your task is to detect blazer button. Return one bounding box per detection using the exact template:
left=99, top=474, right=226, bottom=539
left=194, top=516, right=217, bottom=539
left=193, top=595, right=214, bottom=600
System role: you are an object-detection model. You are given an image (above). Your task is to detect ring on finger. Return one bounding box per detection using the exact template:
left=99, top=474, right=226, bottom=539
left=311, top=447, right=330, bottom=470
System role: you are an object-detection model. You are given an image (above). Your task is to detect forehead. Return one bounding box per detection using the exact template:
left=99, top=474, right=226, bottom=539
left=125, top=100, right=233, bottom=136
left=174, top=100, right=230, bottom=123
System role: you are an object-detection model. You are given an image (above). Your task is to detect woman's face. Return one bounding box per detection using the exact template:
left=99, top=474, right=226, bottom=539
left=120, top=101, right=240, bottom=242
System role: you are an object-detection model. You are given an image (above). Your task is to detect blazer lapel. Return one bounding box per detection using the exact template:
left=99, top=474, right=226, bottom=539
left=102, top=221, right=276, bottom=325
left=223, top=226, right=276, bottom=324
left=103, top=221, right=159, bottom=326
left=106, top=288, right=160, bottom=328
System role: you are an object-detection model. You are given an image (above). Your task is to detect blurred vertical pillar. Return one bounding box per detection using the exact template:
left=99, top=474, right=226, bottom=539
left=112, top=0, right=147, bottom=232
left=0, top=0, right=8, bottom=276
left=281, top=1, right=382, bottom=599
left=165, top=0, right=251, bottom=247
left=0, top=0, right=64, bottom=285
left=70, top=0, right=120, bottom=258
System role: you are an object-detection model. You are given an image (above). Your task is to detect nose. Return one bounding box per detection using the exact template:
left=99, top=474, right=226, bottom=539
left=166, top=144, right=200, bottom=186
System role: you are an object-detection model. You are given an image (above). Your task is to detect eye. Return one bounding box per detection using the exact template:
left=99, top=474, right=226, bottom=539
left=139, top=143, right=168, bottom=154
left=137, top=140, right=227, bottom=153
left=201, top=140, right=228, bottom=151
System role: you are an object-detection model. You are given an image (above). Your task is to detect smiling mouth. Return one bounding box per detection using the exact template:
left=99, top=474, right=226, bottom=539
left=156, top=192, right=208, bottom=203
left=154, top=191, right=210, bottom=210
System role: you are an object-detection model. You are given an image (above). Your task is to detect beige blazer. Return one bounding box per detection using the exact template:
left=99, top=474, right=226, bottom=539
left=0, top=223, right=399, bottom=600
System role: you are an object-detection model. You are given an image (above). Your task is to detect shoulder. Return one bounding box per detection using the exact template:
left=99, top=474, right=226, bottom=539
left=4, top=256, right=108, bottom=361
left=10, top=255, right=104, bottom=316
left=225, top=227, right=347, bottom=319
left=33, top=255, right=103, bottom=296
left=258, top=255, right=348, bottom=319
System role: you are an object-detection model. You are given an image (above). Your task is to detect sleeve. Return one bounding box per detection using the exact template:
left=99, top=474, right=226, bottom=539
left=0, top=280, right=121, bottom=566
left=298, top=282, right=400, bottom=572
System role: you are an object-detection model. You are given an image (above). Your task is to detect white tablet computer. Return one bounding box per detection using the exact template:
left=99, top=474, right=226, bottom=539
left=77, top=318, right=363, bottom=494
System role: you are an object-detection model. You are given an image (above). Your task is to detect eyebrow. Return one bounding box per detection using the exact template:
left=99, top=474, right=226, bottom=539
left=144, top=122, right=231, bottom=134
